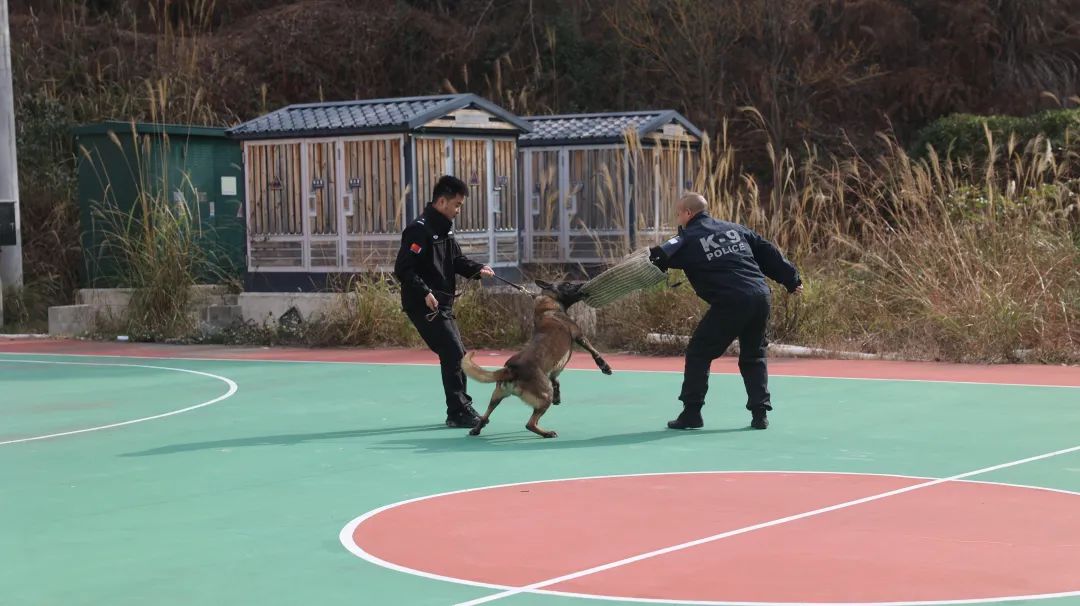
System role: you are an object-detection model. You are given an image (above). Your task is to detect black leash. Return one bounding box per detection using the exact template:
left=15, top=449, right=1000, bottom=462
left=488, top=273, right=529, bottom=293
left=424, top=271, right=528, bottom=321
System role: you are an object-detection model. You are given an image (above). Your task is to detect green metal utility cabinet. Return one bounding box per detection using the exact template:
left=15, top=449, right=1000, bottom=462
left=73, top=121, right=245, bottom=286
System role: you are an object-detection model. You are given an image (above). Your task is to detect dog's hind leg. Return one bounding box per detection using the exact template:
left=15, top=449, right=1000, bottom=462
left=525, top=403, right=556, bottom=438
left=521, top=386, right=557, bottom=438
left=469, top=383, right=509, bottom=437
left=550, top=377, right=561, bottom=405
left=576, top=336, right=613, bottom=375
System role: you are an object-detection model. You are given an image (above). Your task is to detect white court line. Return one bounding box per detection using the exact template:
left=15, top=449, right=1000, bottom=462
left=0, top=359, right=238, bottom=446
left=2, top=351, right=1078, bottom=389
left=451, top=444, right=1080, bottom=606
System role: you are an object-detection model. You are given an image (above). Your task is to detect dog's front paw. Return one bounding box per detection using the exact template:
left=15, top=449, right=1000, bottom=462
left=542, top=430, right=558, bottom=438
left=601, top=365, right=613, bottom=375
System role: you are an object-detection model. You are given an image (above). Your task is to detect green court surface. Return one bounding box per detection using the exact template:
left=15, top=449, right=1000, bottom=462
left=1, top=346, right=1079, bottom=606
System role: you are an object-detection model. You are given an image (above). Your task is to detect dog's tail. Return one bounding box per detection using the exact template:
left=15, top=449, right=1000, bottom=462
left=461, top=352, right=515, bottom=383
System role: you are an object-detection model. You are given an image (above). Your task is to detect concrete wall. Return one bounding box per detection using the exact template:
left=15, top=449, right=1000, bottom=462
left=50, top=286, right=239, bottom=336
left=48, top=288, right=368, bottom=336
left=47, top=305, right=96, bottom=337
left=237, top=292, right=352, bottom=327
left=47, top=285, right=598, bottom=339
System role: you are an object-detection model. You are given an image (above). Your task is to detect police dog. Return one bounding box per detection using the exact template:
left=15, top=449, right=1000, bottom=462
left=461, top=280, right=612, bottom=438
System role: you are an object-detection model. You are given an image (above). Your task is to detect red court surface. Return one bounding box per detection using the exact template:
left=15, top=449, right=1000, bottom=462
left=348, top=472, right=1080, bottom=604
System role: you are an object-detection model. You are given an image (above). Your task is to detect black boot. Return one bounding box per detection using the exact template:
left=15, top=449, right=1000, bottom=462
left=446, top=402, right=481, bottom=428
left=667, top=404, right=704, bottom=430
left=750, top=408, right=769, bottom=430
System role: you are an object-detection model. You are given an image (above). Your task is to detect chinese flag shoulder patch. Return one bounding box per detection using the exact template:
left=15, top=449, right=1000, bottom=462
left=409, top=243, right=422, bottom=254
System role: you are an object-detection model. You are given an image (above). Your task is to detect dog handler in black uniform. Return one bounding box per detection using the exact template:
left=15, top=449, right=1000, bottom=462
left=394, top=175, right=494, bottom=428
left=649, top=193, right=803, bottom=430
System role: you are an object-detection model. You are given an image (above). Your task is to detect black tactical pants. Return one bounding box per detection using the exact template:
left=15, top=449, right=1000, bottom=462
left=406, top=307, right=473, bottom=414
left=678, top=292, right=772, bottom=413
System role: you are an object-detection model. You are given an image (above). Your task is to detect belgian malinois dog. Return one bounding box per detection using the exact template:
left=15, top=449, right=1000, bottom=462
left=461, top=280, right=612, bottom=438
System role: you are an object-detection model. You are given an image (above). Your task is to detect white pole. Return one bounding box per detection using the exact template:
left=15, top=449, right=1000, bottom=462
left=0, top=0, right=24, bottom=291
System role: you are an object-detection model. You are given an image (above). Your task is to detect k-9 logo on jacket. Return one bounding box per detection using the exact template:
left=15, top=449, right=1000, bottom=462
left=698, top=229, right=750, bottom=261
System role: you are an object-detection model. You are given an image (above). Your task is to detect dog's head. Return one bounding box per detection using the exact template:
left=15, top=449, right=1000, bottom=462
left=534, top=279, right=586, bottom=311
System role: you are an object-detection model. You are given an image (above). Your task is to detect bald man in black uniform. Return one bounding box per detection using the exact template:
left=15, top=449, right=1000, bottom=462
left=649, top=193, right=803, bottom=430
